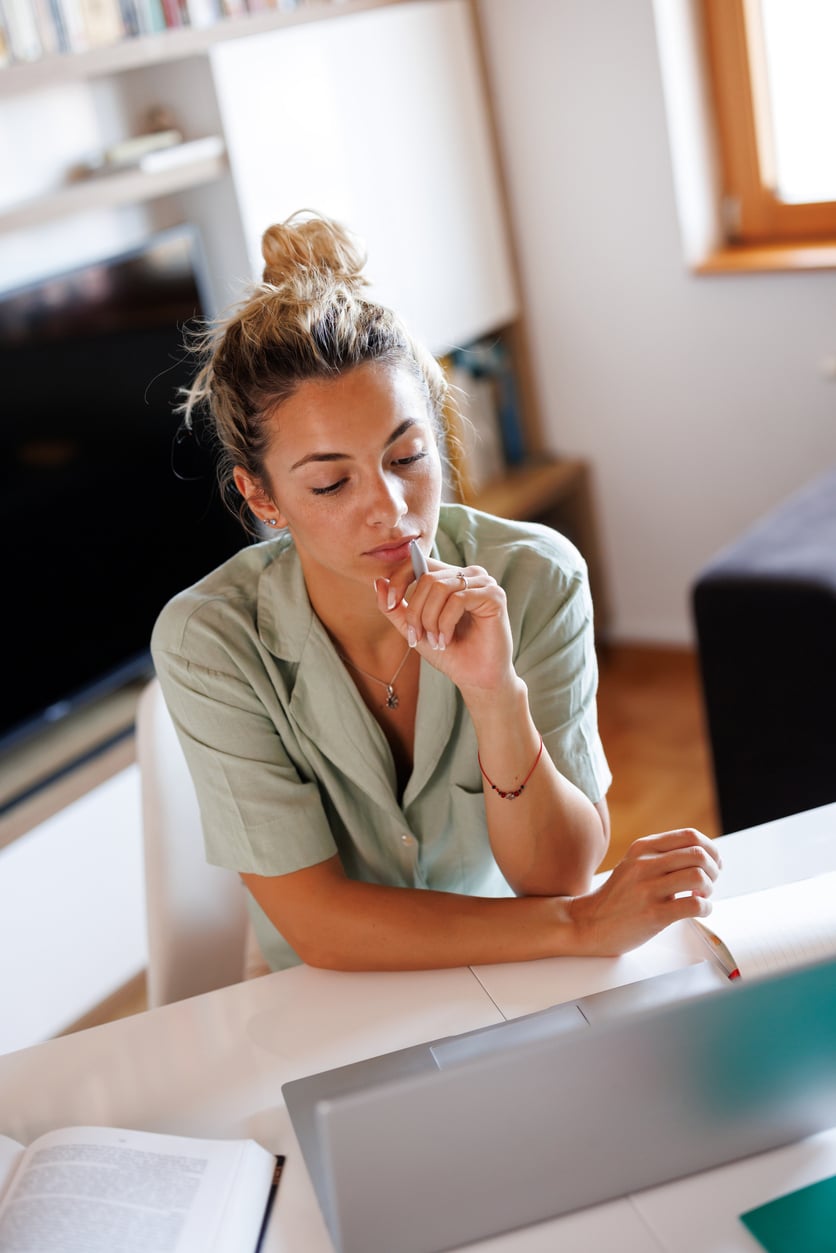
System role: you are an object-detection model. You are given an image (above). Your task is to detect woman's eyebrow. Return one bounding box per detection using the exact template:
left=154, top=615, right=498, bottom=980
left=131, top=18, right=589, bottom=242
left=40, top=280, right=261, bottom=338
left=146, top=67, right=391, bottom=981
left=290, top=419, right=418, bottom=471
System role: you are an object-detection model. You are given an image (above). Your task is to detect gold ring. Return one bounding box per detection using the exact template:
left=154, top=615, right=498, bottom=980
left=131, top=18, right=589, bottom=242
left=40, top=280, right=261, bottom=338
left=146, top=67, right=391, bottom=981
left=457, top=571, right=468, bottom=590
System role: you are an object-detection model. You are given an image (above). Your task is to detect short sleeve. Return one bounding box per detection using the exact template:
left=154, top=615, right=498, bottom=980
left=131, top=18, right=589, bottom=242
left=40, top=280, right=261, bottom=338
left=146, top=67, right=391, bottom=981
left=434, top=507, right=611, bottom=805
left=152, top=645, right=339, bottom=877
left=515, top=563, right=611, bottom=804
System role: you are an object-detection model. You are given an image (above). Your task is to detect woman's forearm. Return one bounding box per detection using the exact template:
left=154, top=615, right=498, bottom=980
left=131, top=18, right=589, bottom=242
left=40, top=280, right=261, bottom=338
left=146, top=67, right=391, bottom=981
left=463, top=678, right=609, bottom=897
left=259, top=874, right=576, bottom=971
left=242, top=824, right=721, bottom=973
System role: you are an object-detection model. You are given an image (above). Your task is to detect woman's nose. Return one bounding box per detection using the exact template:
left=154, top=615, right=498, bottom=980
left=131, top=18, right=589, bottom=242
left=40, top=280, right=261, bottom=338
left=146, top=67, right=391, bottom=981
left=366, top=472, right=408, bottom=526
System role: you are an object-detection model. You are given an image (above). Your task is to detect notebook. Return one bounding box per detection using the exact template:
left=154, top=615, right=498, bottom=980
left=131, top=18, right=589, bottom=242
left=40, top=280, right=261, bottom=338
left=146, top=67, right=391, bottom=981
left=282, top=956, right=836, bottom=1253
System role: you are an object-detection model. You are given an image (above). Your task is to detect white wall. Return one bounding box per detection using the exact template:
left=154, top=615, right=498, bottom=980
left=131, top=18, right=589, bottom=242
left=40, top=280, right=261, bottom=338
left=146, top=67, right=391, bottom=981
left=478, top=0, right=836, bottom=643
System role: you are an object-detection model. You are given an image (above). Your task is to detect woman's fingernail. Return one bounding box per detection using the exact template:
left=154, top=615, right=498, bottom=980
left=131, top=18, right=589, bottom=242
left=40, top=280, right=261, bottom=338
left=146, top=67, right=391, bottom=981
left=437, top=633, right=447, bottom=651
left=426, top=631, right=438, bottom=650
left=387, top=586, right=399, bottom=611
left=407, top=625, right=417, bottom=648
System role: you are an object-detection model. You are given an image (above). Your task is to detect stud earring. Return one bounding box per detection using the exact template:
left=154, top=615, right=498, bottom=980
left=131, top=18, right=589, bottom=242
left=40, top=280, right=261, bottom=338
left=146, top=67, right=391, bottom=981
left=265, top=519, right=279, bottom=528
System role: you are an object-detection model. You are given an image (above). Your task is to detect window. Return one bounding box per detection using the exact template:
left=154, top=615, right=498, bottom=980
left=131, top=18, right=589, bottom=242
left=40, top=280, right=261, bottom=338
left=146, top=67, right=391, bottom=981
left=702, top=0, right=836, bottom=248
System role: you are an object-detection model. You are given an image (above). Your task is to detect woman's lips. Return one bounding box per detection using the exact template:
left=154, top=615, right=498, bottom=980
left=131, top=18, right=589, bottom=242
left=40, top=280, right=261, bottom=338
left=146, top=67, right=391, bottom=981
left=365, top=538, right=416, bottom=564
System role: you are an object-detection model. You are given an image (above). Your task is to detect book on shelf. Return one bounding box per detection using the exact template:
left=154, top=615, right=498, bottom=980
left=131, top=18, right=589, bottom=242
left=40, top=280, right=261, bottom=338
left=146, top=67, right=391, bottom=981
left=445, top=355, right=505, bottom=498
left=0, top=0, right=296, bottom=61
left=0, top=1125, right=283, bottom=1252
left=54, top=0, right=90, bottom=52
left=78, top=0, right=126, bottom=45
left=135, top=0, right=167, bottom=33
left=117, top=0, right=142, bottom=37
left=159, top=0, right=187, bottom=28
left=440, top=334, right=529, bottom=502
left=32, top=0, right=63, bottom=54
left=184, top=0, right=223, bottom=27
left=693, top=869, right=836, bottom=981
left=1, top=0, right=44, bottom=61
left=449, top=337, right=527, bottom=485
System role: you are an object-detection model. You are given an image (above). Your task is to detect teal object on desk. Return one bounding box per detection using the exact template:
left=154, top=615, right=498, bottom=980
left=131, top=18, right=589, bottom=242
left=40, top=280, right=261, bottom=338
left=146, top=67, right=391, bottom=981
left=741, top=1174, right=836, bottom=1252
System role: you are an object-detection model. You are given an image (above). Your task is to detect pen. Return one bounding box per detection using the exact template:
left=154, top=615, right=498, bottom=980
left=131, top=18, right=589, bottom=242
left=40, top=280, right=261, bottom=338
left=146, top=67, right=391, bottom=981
left=697, top=926, right=741, bottom=981
left=410, top=539, right=429, bottom=580
left=255, top=1155, right=286, bottom=1252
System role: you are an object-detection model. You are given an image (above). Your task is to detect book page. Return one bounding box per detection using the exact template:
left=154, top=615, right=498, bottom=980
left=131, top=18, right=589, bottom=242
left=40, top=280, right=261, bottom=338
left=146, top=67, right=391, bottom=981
left=0, top=1125, right=275, bottom=1253
left=0, top=1136, right=24, bottom=1206
left=695, top=870, right=836, bottom=979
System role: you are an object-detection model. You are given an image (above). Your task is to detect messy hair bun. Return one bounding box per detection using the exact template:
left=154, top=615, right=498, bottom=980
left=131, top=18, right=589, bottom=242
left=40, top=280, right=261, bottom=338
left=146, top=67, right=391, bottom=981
left=261, top=211, right=370, bottom=295
left=179, top=210, right=461, bottom=530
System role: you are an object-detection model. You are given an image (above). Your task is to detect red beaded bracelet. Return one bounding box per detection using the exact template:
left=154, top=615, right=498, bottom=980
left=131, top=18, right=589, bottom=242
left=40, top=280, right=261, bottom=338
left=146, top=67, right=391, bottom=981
left=478, top=734, right=544, bottom=800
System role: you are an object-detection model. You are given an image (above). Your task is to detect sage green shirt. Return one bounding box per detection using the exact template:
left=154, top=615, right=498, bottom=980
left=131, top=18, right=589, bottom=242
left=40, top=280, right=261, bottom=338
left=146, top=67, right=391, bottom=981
left=151, top=504, right=611, bottom=970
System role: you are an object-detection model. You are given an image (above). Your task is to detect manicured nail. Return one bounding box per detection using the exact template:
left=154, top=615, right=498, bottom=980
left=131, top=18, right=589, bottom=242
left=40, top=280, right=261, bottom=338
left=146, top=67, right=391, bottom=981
left=407, top=625, right=417, bottom=648
left=426, top=631, right=438, bottom=650
left=437, top=633, right=447, bottom=651
left=387, top=585, right=399, bottom=611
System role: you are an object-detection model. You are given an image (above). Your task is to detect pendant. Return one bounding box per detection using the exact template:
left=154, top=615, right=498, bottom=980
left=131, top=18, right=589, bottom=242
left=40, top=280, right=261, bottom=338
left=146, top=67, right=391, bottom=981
left=385, top=687, right=399, bottom=710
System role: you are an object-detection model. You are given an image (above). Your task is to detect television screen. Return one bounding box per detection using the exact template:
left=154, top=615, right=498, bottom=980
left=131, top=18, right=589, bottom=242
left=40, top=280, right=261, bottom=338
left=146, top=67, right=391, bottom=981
left=0, top=226, right=248, bottom=757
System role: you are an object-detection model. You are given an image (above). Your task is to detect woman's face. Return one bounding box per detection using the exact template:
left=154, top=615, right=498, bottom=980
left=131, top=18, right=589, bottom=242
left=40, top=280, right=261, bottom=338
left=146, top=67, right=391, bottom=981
left=235, top=361, right=443, bottom=601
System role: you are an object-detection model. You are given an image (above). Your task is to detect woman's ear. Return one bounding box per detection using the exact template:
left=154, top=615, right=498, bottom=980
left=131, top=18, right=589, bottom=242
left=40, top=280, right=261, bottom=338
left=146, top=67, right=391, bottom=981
left=232, top=467, right=287, bottom=530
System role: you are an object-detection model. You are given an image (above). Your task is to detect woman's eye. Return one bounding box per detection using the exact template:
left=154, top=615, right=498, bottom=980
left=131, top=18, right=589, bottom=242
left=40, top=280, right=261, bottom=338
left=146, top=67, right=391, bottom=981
left=312, top=478, right=347, bottom=496
left=392, top=452, right=427, bottom=468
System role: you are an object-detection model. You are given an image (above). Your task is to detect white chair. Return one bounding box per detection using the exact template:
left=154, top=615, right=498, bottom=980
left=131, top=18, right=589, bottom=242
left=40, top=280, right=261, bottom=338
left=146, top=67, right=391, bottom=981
left=137, top=678, right=264, bottom=1008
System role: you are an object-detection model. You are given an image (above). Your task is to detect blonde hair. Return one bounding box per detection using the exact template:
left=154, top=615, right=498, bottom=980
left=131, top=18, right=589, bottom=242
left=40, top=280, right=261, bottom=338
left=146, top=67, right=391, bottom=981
left=180, top=210, right=459, bottom=529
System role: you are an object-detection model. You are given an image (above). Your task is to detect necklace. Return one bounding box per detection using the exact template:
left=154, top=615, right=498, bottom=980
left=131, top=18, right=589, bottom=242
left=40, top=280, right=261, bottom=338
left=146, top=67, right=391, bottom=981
left=340, top=644, right=413, bottom=709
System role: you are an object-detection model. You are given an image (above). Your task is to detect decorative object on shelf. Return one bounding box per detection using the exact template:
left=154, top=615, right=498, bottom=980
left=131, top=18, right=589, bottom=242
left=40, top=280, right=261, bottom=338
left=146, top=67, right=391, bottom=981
left=139, top=133, right=224, bottom=173
left=84, top=127, right=184, bottom=175
left=66, top=105, right=226, bottom=184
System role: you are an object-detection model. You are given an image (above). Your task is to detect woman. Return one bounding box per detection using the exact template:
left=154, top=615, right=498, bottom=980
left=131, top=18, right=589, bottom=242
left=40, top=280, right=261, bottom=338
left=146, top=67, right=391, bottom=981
left=152, top=211, right=720, bottom=973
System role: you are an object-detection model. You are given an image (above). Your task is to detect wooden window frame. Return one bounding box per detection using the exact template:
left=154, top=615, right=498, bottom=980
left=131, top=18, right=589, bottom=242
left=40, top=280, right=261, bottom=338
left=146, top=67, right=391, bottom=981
left=702, top=0, right=836, bottom=251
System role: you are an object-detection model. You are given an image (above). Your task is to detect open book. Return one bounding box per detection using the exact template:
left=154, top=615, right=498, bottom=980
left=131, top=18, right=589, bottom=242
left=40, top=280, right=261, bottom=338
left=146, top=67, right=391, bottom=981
left=693, top=869, right=836, bottom=980
left=0, top=1124, right=282, bottom=1252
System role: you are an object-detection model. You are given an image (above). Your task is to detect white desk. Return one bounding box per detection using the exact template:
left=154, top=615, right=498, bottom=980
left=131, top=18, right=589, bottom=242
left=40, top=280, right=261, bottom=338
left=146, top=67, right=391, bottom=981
left=473, top=801, right=836, bottom=1019
left=1, top=802, right=835, bottom=1252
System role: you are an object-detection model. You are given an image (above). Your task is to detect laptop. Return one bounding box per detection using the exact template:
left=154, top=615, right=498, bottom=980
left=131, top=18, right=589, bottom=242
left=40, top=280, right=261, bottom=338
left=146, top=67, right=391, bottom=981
left=282, top=957, right=836, bottom=1253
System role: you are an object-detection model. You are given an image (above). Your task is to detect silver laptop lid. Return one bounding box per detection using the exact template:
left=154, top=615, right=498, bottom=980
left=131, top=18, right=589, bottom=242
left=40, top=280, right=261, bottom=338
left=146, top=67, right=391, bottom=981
left=284, top=956, right=836, bottom=1253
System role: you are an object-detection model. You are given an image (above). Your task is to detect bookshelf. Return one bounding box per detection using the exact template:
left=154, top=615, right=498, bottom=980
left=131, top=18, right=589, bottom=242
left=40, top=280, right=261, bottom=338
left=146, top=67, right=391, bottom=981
left=0, top=0, right=410, bottom=94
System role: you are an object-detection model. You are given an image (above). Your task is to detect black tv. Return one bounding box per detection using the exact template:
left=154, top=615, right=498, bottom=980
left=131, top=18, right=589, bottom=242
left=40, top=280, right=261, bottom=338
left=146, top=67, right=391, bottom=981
left=0, top=225, right=248, bottom=760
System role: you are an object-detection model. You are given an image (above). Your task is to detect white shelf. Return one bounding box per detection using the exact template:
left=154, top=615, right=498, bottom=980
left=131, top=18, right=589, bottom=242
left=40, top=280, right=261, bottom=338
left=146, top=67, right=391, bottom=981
left=0, top=0, right=410, bottom=96
left=0, top=147, right=228, bottom=231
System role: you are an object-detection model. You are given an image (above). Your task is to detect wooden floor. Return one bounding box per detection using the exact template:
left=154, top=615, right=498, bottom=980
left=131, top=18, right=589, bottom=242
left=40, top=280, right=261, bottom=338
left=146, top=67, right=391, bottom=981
left=596, top=643, right=719, bottom=869
left=74, top=643, right=720, bottom=1032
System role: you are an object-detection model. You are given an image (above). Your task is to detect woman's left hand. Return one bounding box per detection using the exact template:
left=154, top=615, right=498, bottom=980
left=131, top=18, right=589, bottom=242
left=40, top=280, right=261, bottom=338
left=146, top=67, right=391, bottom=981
left=374, top=560, right=515, bottom=695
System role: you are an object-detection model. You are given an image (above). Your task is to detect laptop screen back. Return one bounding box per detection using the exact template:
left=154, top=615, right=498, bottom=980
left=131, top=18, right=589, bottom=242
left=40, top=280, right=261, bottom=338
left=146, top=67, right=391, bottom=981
left=284, top=956, right=836, bottom=1253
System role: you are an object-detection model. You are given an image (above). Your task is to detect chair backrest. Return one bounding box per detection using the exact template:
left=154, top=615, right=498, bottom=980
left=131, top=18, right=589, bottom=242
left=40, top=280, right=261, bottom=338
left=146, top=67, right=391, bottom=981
left=137, top=678, right=249, bottom=1008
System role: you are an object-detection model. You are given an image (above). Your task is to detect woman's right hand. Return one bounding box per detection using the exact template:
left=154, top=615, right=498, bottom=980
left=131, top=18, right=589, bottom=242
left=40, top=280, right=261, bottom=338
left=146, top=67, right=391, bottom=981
left=566, top=828, right=722, bottom=957
left=375, top=559, right=516, bottom=697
